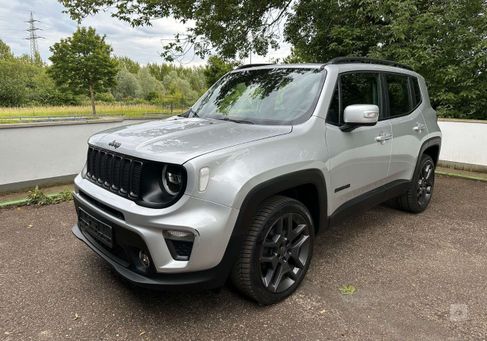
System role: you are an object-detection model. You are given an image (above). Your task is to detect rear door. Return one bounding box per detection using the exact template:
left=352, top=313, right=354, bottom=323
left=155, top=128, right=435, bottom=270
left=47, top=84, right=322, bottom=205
left=325, top=72, right=393, bottom=212
left=384, top=74, right=427, bottom=181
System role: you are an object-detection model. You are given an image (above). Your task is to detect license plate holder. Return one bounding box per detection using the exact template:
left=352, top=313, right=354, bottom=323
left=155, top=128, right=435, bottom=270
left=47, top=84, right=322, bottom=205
left=78, top=208, right=113, bottom=248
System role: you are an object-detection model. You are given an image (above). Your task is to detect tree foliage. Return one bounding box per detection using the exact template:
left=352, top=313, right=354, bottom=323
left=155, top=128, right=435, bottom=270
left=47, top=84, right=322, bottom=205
left=49, top=27, right=118, bottom=114
left=285, top=0, right=487, bottom=119
left=112, top=67, right=142, bottom=100
left=204, top=56, right=237, bottom=87
left=61, top=0, right=487, bottom=119
left=0, top=39, right=14, bottom=61
left=137, top=68, right=163, bottom=100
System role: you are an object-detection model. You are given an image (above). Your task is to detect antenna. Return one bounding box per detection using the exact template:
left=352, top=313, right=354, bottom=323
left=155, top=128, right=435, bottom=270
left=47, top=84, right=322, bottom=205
left=25, top=12, right=44, bottom=62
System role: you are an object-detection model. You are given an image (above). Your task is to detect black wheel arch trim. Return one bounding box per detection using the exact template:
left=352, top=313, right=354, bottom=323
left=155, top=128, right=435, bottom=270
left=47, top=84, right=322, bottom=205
left=413, top=136, right=441, bottom=180
left=234, top=169, right=328, bottom=235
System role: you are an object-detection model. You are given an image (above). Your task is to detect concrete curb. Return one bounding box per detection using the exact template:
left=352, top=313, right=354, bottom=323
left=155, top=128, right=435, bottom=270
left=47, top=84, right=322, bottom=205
left=437, top=160, right=487, bottom=174
left=0, top=174, right=77, bottom=194
left=435, top=170, right=487, bottom=182
left=0, top=117, right=125, bottom=129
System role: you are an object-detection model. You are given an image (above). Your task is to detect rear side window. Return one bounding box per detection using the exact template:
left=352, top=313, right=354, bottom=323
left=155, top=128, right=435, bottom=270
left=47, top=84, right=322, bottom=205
left=411, top=77, right=422, bottom=107
left=326, top=72, right=380, bottom=125
left=385, top=74, right=412, bottom=117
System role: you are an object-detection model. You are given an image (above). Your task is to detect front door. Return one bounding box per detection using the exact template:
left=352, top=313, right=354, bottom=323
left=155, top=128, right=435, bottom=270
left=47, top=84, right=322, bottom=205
left=325, top=72, right=393, bottom=213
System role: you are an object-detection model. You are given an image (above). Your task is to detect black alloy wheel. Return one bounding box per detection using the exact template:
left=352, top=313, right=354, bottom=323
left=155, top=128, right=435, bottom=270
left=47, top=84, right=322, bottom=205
left=231, top=196, right=314, bottom=305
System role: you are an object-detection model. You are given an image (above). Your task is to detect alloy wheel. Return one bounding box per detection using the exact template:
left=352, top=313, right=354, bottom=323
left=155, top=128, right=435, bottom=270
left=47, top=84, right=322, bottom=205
left=259, top=213, right=311, bottom=293
left=417, top=160, right=434, bottom=207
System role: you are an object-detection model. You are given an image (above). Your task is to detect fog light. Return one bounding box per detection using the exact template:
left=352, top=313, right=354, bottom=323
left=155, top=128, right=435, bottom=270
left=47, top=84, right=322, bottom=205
left=163, top=230, right=194, bottom=241
left=138, top=250, right=151, bottom=270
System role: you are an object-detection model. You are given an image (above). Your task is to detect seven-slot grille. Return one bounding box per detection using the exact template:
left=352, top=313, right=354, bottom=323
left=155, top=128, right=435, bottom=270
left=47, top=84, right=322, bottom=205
left=86, top=146, right=144, bottom=200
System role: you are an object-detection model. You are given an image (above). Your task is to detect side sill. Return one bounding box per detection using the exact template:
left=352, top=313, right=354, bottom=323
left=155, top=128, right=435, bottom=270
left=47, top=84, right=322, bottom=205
left=329, top=180, right=410, bottom=226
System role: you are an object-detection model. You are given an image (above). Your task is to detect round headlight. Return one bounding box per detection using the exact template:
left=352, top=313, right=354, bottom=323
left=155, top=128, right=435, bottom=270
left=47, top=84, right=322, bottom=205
left=162, top=164, right=184, bottom=196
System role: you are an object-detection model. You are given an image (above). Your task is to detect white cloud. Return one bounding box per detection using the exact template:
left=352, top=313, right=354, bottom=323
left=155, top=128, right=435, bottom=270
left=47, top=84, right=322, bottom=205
left=0, top=0, right=290, bottom=66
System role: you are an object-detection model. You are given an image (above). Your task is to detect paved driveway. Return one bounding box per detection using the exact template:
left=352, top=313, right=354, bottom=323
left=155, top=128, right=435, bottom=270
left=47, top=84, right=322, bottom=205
left=1, top=176, right=486, bottom=340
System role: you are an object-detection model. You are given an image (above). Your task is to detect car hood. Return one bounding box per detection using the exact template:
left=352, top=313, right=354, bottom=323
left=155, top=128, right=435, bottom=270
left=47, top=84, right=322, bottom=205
left=88, top=117, right=292, bottom=164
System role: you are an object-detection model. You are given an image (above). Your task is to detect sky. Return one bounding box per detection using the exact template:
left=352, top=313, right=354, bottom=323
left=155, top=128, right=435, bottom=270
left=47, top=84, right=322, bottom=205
left=0, top=0, right=291, bottom=66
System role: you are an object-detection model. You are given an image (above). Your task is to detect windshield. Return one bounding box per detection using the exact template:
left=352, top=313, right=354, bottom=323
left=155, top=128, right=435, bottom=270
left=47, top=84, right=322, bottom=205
left=191, top=67, right=325, bottom=125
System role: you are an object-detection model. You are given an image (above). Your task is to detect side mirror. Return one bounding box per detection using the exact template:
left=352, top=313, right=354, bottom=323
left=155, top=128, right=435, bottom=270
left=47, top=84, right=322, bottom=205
left=340, top=104, right=379, bottom=132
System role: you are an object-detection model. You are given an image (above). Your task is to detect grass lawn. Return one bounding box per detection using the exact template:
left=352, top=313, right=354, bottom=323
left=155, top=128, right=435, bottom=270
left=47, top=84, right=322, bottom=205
left=0, top=103, right=185, bottom=124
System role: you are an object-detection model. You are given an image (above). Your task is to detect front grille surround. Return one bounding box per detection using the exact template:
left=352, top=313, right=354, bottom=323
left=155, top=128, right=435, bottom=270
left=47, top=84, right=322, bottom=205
left=84, top=145, right=187, bottom=208
left=86, top=146, right=144, bottom=201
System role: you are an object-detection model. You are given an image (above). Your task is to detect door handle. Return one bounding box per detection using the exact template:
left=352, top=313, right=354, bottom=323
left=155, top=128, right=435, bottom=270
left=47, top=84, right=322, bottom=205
left=375, top=133, right=393, bottom=144
left=413, top=123, right=425, bottom=133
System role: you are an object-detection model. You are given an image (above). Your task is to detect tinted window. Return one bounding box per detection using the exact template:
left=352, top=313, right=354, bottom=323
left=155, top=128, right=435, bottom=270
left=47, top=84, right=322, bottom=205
left=326, top=73, right=380, bottom=125
left=326, top=86, right=340, bottom=125
left=386, top=74, right=412, bottom=117
left=411, top=77, right=422, bottom=107
left=341, top=73, right=380, bottom=112
left=192, top=68, right=324, bottom=125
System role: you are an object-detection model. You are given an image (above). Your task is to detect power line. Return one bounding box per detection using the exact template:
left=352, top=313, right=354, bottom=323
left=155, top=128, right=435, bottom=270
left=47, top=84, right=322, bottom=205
left=25, top=12, right=44, bottom=62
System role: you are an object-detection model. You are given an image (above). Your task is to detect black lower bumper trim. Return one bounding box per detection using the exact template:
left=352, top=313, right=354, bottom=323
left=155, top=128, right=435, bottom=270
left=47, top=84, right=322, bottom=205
left=72, top=223, right=228, bottom=291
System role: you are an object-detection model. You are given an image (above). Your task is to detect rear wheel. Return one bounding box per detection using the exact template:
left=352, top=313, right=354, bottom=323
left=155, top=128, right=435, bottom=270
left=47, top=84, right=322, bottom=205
left=396, top=154, right=435, bottom=213
left=231, top=196, right=314, bottom=305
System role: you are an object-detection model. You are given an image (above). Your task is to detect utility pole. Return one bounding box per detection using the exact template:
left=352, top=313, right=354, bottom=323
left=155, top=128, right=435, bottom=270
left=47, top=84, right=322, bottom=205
left=25, top=12, right=44, bottom=62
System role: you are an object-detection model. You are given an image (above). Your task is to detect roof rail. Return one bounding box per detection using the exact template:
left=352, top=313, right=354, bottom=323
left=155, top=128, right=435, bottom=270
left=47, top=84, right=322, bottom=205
left=235, top=63, right=274, bottom=70
left=328, top=57, right=413, bottom=71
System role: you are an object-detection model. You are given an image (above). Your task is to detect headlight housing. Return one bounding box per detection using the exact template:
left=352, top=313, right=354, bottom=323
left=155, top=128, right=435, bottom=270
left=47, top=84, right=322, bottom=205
left=138, top=163, right=187, bottom=208
left=162, top=165, right=184, bottom=196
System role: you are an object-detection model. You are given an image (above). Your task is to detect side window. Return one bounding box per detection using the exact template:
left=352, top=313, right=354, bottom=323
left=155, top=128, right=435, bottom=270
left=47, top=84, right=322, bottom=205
left=386, top=74, right=412, bottom=117
left=326, top=72, right=380, bottom=125
left=411, top=77, right=422, bottom=107
left=341, top=73, right=380, bottom=113
left=326, top=86, right=340, bottom=125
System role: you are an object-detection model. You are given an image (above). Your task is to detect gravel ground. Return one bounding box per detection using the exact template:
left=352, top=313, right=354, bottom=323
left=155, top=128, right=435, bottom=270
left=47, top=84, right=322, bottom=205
left=1, top=175, right=486, bottom=340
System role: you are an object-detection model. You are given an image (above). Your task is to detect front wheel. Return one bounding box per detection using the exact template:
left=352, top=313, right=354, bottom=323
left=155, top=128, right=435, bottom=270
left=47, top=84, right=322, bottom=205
left=396, top=154, right=436, bottom=213
left=231, top=196, right=314, bottom=305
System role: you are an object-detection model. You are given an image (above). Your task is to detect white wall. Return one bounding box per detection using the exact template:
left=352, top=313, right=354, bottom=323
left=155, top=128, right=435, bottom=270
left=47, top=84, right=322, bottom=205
left=0, top=120, right=145, bottom=187
left=0, top=119, right=486, bottom=190
left=438, top=120, right=487, bottom=166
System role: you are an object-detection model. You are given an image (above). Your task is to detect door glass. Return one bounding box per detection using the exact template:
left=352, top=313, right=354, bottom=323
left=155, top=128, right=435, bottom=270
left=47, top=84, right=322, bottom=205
left=326, top=86, right=340, bottom=125
left=340, top=73, right=380, bottom=121
left=411, top=77, right=422, bottom=107
left=386, top=74, right=413, bottom=117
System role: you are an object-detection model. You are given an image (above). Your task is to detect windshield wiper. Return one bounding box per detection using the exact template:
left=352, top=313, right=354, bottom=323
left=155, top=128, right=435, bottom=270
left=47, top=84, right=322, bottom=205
left=216, top=117, right=254, bottom=124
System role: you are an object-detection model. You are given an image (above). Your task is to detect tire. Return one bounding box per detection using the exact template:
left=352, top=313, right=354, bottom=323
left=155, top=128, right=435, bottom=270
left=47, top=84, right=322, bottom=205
left=231, top=195, right=314, bottom=305
left=396, top=154, right=435, bottom=213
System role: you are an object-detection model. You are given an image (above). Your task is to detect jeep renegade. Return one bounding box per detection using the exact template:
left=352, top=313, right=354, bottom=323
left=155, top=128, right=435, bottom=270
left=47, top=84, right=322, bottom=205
left=72, top=57, right=442, bottom=305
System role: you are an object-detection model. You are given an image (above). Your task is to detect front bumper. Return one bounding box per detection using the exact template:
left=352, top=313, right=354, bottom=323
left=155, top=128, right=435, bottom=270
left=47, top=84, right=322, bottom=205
left=72, top=222, right=235, bottom=290
left=72, top=175, right=241, bottom=288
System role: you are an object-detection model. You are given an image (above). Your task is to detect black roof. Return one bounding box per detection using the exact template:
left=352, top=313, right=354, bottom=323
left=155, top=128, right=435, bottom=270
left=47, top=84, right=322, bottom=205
left=232, top=57, right=413, bottom=72
left=327, top=57, right=413, bottom=71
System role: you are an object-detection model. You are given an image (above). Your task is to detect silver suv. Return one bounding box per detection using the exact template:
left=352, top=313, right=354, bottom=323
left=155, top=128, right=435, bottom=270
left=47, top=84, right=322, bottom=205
left=72, top=57, right=442, bottom=305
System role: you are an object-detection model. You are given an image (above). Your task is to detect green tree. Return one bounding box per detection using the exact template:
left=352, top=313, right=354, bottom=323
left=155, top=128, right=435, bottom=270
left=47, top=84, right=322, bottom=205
left=137, top=67, right=163, bottom=100
left=112, top=67, right=141, bottom=100
left=285, top=0, right=487, bottom=119
left=49, top=27, right=118, bottom=115
left=0, top=60, right=28, bottom=106
left=115, top=56, right=140, bottom=74
left=0, top=39, right=14, bottom=60
left=204, top=56, right=236, bottom=87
